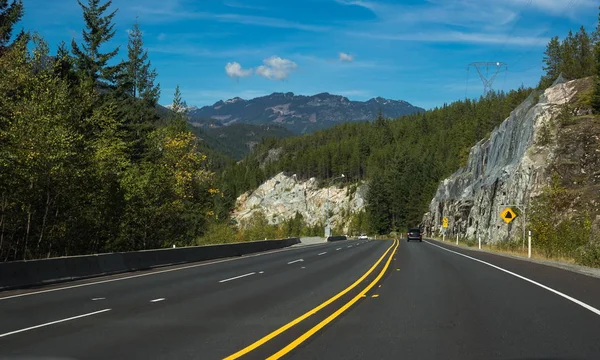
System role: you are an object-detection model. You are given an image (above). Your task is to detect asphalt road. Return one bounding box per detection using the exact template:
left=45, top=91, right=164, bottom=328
left=1, top=238, right=599, bottom=360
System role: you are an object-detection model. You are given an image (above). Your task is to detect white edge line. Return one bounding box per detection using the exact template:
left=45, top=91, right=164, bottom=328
left=91, top=297, right=105, bottom=301
left=318, top=252, right=327, bottom=256
left=425, top=241, right=600, bottom=316
left=150, top=298, right=165, bottom=303
left=0, top=243, right=326, bottom=301
left=218, top=272, right=256, bottom=283
left=336, top=248, right=342, bottom=251
left=287, top=259, right=304, bottom=265
left=0, top=309, right=112, bottom=338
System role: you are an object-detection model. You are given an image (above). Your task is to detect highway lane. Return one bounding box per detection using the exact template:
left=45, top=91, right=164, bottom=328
left=2, top=237, right=599, bottom=360
left=292, top=239, right=600, bottom=360
left=0, top=240, right=358, bottom=333
left=0, top=239, right=390, bottom=359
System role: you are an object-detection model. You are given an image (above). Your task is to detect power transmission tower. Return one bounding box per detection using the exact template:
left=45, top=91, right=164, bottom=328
left=467, top=62, right=508, bottom=96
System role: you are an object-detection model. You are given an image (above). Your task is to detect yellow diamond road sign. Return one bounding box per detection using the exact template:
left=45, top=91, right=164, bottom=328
left=500, top=208, right=517, bottom=224
left=442, top=217, right=449, bottom=228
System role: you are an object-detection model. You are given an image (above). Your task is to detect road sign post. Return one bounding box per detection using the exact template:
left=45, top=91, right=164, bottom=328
left=498, top=204, right=527, bottom=250
left=442, top=217, right=448, bottom=241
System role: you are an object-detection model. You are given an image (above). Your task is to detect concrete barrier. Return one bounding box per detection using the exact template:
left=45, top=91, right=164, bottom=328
left=0, top=238, right=300, bottom=291
left=326, top=235, right=348, bottom=242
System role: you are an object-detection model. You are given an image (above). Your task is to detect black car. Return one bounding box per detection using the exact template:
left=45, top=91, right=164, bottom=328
left=407, top=228, right=423, bottom=242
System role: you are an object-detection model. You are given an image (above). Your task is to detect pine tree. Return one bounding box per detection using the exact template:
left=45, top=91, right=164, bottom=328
left=0, top=0, right=24, bottom=56
left=540, top=36, right=561, bottom=89
left=53, top=41, right=78, bottom=82
left=574, top=26, right=594, bottom=78
left=560, top=30, right=578, bottom=79
left=169, top=85, right=189, bottom=132
left=114, top=20, right=161, bottom=162
left=121, top=20, right=160, bottom=104
left=366, top=171, right=391, bottom=234
left=71, top=0, right=120, bottom=86
left=172, top=85, right=185, bottom=114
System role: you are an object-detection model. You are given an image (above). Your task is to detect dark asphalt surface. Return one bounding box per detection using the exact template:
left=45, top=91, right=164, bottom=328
left=1, top=238, right=599, bottom=360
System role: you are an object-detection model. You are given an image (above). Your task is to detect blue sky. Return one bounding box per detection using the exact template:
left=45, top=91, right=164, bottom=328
left=20, top=0, right=600, bottom=110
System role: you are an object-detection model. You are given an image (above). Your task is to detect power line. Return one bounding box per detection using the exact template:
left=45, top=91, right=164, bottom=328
left=493, top=0, right=533, bottom=59
left=511, top=0, right=579, bottom=68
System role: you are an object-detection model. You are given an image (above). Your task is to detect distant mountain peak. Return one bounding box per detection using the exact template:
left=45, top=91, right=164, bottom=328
left=225, top=97, right=245, bottom=104
left=187, top=91, right=424, bottom=134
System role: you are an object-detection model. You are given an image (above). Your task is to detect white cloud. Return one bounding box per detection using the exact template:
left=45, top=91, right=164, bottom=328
left=223, top=1, right=269, bottom=11
left=334, top=0, right=377, bottom=10
left=500, top=0, right=597, bottom=14
left=339, top=52, right=354, bottom=62
left=225, top=62, right=253, bottom=78
left=334, top=0, right=595, bottom=48
left=256, top=56, right=298, bottom=80
left=130, top=6, right=329, bottom=31
left=347, top=30, right=549, bottom=46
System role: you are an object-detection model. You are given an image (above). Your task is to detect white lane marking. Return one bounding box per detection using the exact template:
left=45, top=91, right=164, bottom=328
left=91, top=297, right=105, bottom=301
left=150, top=298, right=165, bottom=303
left=0, top=243, right=329, bottom=301
left=287, top=259, right=304, bottom=265
left=426, top=241, right=600, bottom=316
left=259, top=271, right=264, bottom=274
left=318, top=252, right=327, bottom=256
left=347, top=245, right=353, bottom=248
left=0, top=309, right=111, bottom=338
left=301, top=267, right=306, bottom=269
left=336, top=248, right=342, bottom=251
left=219, top=272, right=256, bottom=283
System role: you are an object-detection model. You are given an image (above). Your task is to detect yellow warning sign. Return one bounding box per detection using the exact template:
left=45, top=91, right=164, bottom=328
left=442, top=217, right=449, bottom=228
left=500, top=207, right=517, bottom=224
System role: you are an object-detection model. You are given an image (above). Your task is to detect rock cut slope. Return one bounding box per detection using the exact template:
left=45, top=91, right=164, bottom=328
left=233, top=172, right=368, bottom=232
left=422, top=76, right=600, bottom=242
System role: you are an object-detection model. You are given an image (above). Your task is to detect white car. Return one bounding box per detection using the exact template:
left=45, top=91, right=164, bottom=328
left=358, top=234, right=368, bottom=240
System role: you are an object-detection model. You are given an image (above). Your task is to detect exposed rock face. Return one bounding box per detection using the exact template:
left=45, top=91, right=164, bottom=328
left=233, top=172, right=367, bottom=232
left=422, top=77, right=584, bottom=242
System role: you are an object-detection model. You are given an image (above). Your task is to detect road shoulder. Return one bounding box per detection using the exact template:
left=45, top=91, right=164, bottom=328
left=427, top=238, right=600, bottom=279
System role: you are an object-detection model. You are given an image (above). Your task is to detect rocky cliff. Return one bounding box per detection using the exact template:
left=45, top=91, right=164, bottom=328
left=233, top=172, right=367, bottom=232
left=422, top=77, right=600, bottom=243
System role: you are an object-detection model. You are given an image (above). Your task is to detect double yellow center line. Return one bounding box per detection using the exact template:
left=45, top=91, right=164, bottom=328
left=223, top=239, right=399, bottom=360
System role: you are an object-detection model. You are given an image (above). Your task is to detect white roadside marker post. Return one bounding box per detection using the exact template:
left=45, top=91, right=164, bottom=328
left=478, top=234, right=481, bottom=250
left=528, top=230, right=532, bottom=259
left=456, top=233, right=459, bottom=245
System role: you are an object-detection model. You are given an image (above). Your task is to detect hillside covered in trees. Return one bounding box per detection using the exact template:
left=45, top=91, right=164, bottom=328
left=0, top=0, right=223, bottom=261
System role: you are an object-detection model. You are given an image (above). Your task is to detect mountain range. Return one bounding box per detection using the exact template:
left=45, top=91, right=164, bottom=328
left=183, top=92, right=425, bottom=134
